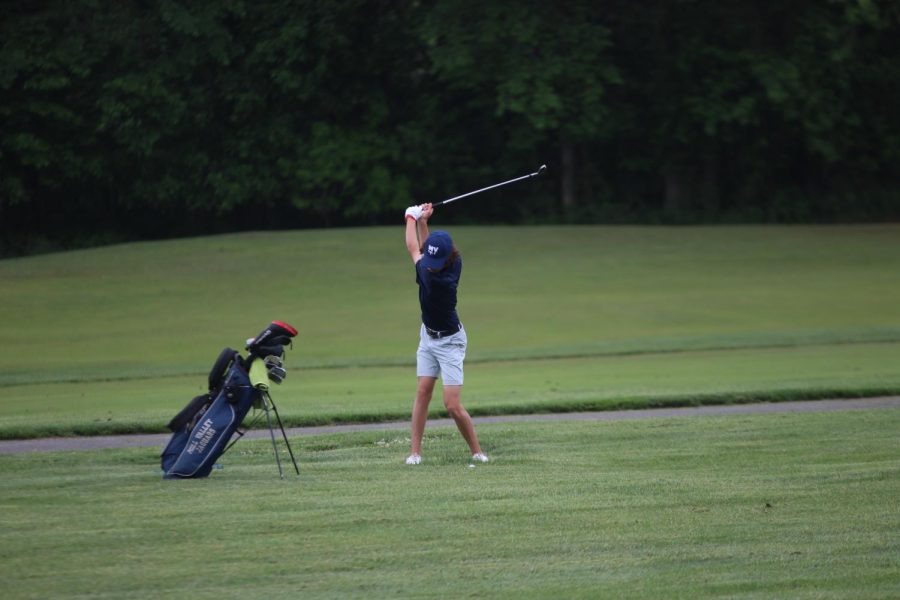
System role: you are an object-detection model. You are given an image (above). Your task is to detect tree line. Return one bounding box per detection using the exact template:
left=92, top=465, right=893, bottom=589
left=2, top=0, right=899, bottom=255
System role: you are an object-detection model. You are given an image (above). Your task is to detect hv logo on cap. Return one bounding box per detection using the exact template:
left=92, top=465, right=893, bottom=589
left=421, top=230, right=453, bottom=269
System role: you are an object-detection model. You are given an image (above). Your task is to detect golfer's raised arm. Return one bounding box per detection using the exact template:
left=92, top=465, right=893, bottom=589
left=405, top=205, right=423, bottom=263
left=417, top=203, right=432, bottom=244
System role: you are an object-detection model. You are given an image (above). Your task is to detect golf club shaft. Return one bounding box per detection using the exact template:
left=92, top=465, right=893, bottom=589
left=434, top=165, right=546, bottom=206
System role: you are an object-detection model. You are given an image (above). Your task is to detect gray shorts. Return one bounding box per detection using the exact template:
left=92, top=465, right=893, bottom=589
left=416, top=324, right=467, bottom=385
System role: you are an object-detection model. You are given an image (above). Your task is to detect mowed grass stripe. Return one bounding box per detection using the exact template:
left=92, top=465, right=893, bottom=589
left=2, top=326, right=899, bottom=387
left=2, top=341, right=898, bottom=439
left=0, top=409, right=897, bottom=598
left=1, top=225, right=897, bottom=438
left=1, top=225, right=897, bottom=378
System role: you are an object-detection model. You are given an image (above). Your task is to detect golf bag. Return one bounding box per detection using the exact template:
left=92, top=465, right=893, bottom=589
left=161, top=321, right=299, bottom=479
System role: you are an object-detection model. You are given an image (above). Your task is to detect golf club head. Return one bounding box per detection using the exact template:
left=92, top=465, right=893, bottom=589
left=264, top=354, right=287, bottom=384
left=537, top=164, right=547, bottom=176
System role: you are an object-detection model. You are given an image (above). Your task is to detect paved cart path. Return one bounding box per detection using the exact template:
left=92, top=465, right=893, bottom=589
left=1, top=396, right=898, bottom=455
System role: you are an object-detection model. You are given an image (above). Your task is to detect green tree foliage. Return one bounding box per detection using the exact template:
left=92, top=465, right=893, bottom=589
left=1, top=0, right=899, bottom=254
left=1, top=0, right=427, bottom=252
left=604, top=0, right=900, bottom=221
left=418, top=1, right=620, bottom=218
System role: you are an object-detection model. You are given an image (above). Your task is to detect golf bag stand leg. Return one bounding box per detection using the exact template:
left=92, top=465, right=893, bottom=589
left=261, top=390, right=300, bottom=477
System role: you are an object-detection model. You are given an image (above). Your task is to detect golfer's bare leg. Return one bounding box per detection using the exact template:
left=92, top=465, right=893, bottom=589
left=411, top=376, right=436, bottom=456
left=442, top=385, right=482, bottom=455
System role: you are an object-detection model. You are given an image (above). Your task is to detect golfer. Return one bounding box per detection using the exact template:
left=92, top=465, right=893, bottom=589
left=403, top=202, right=488, bottom=465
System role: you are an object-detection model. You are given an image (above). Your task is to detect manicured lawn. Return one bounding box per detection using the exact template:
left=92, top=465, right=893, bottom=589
left=0, top=225, right=897, bottom=437
left=1, top=409, right=897, bottom=599
left=1, top=225, right=897, bottom=382
left=1, top=342, right=898, bottom=438
left=1, top=225, right=897, bottom=598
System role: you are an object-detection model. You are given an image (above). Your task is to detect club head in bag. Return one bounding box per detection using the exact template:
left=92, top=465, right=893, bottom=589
left=264, top=354, right=287, bottom=384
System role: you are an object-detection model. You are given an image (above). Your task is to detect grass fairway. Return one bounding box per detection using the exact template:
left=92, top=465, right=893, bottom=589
left=1, top=409, right=898, bottom=599
left=0, top=224, right=898, bottom=437
left=2, top=342, right=899, bottom=438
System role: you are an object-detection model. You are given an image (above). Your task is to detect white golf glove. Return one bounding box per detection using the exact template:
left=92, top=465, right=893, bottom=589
left=404, top=205, right=423, bottom=221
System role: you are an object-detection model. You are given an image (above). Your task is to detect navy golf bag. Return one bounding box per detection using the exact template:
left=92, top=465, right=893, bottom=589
left=161, top=321, right=299, bottom=479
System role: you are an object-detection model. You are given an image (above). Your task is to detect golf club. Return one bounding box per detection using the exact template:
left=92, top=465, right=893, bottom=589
left=433, top=164, right=547, bottom=207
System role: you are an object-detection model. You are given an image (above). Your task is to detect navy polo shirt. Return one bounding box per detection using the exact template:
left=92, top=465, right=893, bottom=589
left=415, top=257, right=462, bottom=333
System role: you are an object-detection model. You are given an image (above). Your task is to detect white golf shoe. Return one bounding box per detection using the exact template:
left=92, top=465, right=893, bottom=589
left=471, top=452, right=489, bottom=463
left=405, top=454, right=422, bottom=465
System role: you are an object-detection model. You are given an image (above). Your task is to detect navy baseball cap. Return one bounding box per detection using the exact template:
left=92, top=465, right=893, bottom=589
left=421, top=230, right=453, bottom=270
